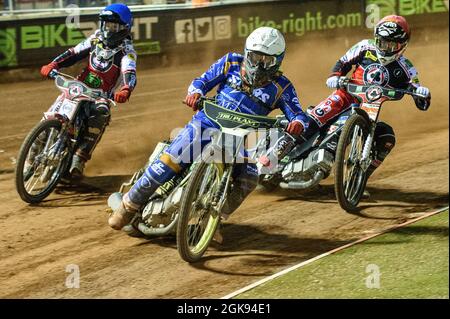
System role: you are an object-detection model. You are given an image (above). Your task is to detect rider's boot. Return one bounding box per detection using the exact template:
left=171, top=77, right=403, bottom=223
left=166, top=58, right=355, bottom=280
left=212, top=223, right=224, bottom=245
left=108, top=156, right=179, bottom=230
left=108, top=193, right=140, bottom=230
left=361, top=164, right=377, bottom=200
left=362, top=190, right=371, bottom=199
left=69, top=153, right=86, bottom=179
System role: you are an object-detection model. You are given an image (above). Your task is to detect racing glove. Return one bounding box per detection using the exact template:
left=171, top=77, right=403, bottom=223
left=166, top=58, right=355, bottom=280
left=114, top=87, right=131, bottom=103
left=415, top=86, right=430, bottom=98
left=326, top=76, right=340, bottom=89
left=40, top=62, right=59, bottom=78
left=184, top=93, right=202, bottom=111
left=286, top=120, right=304, bottom=136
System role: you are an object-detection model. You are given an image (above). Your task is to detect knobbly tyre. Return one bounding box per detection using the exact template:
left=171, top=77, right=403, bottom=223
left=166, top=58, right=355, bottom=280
left=333, top=77, right=427, bottom=212
left=108, top=97, right=287, bottom=263
left=14, top=70, right=116, bottom=203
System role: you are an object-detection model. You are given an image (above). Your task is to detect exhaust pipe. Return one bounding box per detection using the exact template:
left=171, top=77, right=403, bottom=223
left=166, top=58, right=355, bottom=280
left=279, top=170, right=325, bottom=190
left=136, top=214, right=178, bottom=237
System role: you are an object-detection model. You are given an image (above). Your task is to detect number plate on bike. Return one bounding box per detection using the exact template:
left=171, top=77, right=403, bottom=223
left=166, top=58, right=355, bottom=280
left=59, top=99, right=78, bottom=120
left=360, top=103, right=379, bottom=121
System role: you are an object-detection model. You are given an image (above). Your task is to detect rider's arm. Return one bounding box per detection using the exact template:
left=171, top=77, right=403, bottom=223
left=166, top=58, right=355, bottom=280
left=51, top=33, right=95, bottom=69
left=330, top=40, right=368, bottom=77
left=402, top=58, right=431, bottom=111
left=119, top=44, right=137, bottom=93
left=277, top=84, right=309, bottom=130
left=187, top=53, right=231, bottom=96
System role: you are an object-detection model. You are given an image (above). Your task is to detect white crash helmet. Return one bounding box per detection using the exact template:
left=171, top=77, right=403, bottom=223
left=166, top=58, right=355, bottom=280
left=243, top=27, right=285, bottom=87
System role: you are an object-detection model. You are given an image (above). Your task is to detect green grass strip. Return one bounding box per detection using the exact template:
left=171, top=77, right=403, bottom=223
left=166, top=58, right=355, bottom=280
left=237, top=210, right=449, bottom=299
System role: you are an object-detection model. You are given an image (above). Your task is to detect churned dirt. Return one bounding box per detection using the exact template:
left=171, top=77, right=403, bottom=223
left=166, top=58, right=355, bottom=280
left=0, top=28, right=448, bottom=298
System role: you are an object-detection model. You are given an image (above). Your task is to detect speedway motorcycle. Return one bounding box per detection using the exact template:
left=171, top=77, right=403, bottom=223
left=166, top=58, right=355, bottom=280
left=334, top=77, right=426, bottom=212
left=259, top=77, right=427, bottom=212
left=15, top=71, right=115, bottom=203
left=108, top=97, right=287, bottom=263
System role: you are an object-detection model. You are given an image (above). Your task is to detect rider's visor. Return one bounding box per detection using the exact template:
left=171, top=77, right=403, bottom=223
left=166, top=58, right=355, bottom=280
left=247, top=51, right=277, bottom=69
left=375, top=36, right=405, bottom=55
left=101, top=21, right=127, bottom=33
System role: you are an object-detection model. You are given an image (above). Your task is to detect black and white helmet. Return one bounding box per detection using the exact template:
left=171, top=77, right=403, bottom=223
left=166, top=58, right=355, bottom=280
left=243, top=27, right=285, bottom=87
left=374, top=15, right=410, bottom=65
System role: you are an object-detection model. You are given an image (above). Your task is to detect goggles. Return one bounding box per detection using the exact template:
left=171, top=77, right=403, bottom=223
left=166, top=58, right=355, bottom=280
left=247, top=51, right=277, bottom=69
left=101, top=21, right=127, bottom=33
left=375, top=36, right=405, bottom=55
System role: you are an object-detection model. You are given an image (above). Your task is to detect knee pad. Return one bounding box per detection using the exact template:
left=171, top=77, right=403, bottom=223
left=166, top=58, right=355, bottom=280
left=87, top=105, right=110, bottom=130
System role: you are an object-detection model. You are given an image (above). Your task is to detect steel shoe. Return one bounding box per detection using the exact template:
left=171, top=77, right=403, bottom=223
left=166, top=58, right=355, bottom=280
left=69, top=155, right=85, bottom=179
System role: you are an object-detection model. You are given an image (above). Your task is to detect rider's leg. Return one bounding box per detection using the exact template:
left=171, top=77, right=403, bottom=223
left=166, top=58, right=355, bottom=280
left=213, top=163, right=258, bottom=244
left=108, top=114, right=216, bottom=230
left=70, top=102, right=110, bottom=177
left=366, top=122, right=396, bottom=178
left=221, top=163, right=259, bottom=219
left=308, top=89, right=358, bottom=129
left=362, top=122, right=396, bottom=198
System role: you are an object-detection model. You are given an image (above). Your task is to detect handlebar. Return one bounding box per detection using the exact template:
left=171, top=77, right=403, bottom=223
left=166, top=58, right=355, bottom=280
left=49, top=69, right=116, bottom=107
left=49, top=69, right=77, bottom=81
left=337, top=77, right=428, bottom=99
left=182, top=95, right=291, bottom=134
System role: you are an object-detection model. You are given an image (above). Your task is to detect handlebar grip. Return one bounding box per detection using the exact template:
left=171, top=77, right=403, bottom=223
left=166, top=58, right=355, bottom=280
left=195, top=98, right=204, bottom=111
left=48, top=69, right=59, bottom=79
left=337, top=77, right=349, bottom=89
left=279, top=119, right=289, bottom=130
left=195, top=96, right=216, bottom=111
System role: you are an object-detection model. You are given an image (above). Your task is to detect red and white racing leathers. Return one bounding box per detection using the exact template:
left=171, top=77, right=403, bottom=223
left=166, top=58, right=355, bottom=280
left=309, top=39, right=431, bottom=175
left=48, top=30, right=137, bottom=161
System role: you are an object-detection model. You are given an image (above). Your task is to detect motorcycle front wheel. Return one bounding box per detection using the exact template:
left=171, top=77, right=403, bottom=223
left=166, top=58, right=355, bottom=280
left=334, top=114, right=370, bottom=213
left=176, top=159, right=223, bottom=263
left=15, top=119, right=70, bottom=203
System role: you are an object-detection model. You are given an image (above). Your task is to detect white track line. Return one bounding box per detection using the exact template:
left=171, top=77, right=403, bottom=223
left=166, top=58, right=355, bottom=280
left=221, top=205, right=449, bottom=299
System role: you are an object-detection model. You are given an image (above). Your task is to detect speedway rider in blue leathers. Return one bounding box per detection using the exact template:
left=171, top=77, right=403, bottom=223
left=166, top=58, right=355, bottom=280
left=109, top=27, right=308, bottom=230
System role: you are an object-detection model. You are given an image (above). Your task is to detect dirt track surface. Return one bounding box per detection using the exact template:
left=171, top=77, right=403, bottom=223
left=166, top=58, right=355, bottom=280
left=0, top=30, right=448, bottom=298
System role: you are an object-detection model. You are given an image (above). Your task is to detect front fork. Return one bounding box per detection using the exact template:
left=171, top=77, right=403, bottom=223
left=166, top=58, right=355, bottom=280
left=211, top=164, right=232, bottom=214
left=40, top=121, right=71, bottom=181
left=360, top=124, right=376, bottom=173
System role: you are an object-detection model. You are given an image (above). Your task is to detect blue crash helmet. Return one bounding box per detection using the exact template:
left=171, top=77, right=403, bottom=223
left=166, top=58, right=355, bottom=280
left=99, top=3, right=133, bottom=48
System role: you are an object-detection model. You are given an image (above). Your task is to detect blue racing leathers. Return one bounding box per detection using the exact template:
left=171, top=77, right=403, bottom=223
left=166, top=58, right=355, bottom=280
left=127, top=53, right=308, bottom=210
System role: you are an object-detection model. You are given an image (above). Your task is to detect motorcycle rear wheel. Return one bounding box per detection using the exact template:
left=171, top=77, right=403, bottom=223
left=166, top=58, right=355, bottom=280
left=176, top=159, right=223, bottom=263
left=334, top=114, right=369, bottom=213
left=15, top=119, right=69, bottom=203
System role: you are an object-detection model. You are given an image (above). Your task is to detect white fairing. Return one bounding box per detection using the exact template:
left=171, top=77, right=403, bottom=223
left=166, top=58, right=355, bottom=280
left=245, top=27, right=285, bottom=56
left=45, top=94, right=79, bottom=121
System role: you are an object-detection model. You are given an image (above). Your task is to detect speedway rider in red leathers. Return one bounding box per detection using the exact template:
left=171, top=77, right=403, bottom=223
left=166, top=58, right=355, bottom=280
left=39, top=3, right=137, bottom=178
left=307, top=15, right=431, bottom=197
